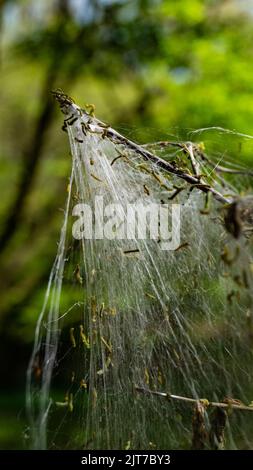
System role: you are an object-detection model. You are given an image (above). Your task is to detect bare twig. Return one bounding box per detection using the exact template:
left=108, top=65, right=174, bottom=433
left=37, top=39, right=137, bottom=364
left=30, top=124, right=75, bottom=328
left=135, top=386, right=253, bottom=412
left=184, top=142, right=201, bottom=179
left=211, top=164, right=253, bottom=177
left=142, top=141, right=184, bottom=149
left=143, top=140, right=253, bottom=177
left=52, top=90, right=230, bottom=205
left=190, top=146, right=253, bottom=178
left=103, top=132, right=229, bottom=203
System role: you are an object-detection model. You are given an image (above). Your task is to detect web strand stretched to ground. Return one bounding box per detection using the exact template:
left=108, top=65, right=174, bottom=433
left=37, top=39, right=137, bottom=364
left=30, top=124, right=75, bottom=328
left=26, top=91, right=253, bottom=450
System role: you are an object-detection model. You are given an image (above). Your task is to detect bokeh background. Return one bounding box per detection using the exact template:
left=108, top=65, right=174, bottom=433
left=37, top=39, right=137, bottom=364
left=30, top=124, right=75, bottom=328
left=1, top=0, right=253, bottom=449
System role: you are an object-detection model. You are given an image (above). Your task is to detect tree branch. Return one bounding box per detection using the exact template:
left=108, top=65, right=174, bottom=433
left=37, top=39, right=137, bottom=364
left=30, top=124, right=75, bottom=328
left=52, top=90, right=230, bottom=205
left=135, top=386, right=253, bottom=412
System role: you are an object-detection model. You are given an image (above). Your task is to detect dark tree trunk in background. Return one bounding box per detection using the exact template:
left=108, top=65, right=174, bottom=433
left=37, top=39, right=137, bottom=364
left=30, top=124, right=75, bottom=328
left=0, top=0, right=71, bottom=255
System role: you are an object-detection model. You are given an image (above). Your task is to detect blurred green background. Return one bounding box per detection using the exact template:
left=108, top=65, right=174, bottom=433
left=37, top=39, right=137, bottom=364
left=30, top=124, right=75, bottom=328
left=0, top=0, right=253, bottom=449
